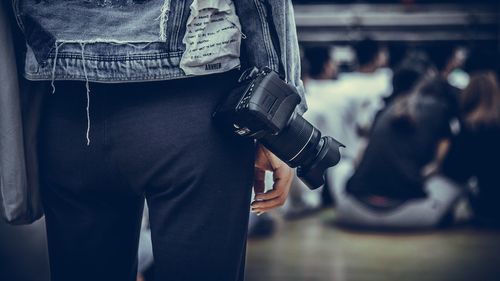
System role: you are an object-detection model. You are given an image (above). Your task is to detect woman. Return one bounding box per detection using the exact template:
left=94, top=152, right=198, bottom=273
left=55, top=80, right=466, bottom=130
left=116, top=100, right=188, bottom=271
left=1, top=1, right=303, bottom=280
left=443, top=71, right=500, bottom=226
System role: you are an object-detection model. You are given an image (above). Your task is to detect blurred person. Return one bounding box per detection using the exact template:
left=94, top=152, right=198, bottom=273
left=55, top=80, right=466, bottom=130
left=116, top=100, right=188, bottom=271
left=304, top=46, right=338, bottom=80
left=352, top=37, right=388, bottom=74
left=376, top=50, right=436, bottom=123
left=304, top=40, right=392, bottom=163
left=311, top=38, right=392, bottom=207
left=336, top=38, right=392, bottom=145
left=442, top=71, right=500, bottom=227
left=301, top=45, right=338, bottom=112
left=383, top=51, right=433, bottom=105
left=299, top=46, right=341, bottom=210
left=361, top=52, right=433, bottom=186
left=278, top=46, right=339, bottom=217
left=0, top=1, right=303, bottom=281
left=332, top=78, right=463, bottom=229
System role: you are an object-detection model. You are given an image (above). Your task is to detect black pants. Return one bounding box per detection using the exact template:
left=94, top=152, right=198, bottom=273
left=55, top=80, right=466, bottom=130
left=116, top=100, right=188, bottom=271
left=38, top=72, right=255, bottom=281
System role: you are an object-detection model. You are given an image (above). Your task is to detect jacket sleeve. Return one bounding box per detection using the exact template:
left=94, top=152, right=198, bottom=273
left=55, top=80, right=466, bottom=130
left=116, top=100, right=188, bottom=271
left=270, top=0, right=307, bottom=114
left=0, top=1, right=44, bottom=225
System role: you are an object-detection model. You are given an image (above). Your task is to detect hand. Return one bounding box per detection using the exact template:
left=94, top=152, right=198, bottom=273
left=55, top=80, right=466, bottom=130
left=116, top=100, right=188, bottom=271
left=251, top=144, right=293, bottom=215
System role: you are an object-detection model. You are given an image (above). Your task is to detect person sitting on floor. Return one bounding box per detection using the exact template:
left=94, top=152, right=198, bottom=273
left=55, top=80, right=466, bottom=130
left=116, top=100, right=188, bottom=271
left=442, top=69, right=500, bottom=227
left=333, top=76, right=462, bottom=229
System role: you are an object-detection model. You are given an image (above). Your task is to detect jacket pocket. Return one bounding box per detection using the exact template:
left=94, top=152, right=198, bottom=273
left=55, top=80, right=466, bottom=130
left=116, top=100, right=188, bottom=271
left=180, top=0, right=243, bottom=75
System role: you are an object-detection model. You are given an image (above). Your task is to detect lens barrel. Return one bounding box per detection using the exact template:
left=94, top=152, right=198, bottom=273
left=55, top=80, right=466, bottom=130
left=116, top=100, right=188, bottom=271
left=261, top=113, right=319, bottom=168
left=297, top=136, right=344, bottom=189
left=261, top=114, right=344, bottom=189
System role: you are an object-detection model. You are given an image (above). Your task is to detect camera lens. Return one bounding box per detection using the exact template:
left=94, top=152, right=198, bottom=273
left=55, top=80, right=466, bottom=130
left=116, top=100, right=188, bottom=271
left=261, top=113, right=344, bottom=189
left=297, top=136, right=344, bottom=189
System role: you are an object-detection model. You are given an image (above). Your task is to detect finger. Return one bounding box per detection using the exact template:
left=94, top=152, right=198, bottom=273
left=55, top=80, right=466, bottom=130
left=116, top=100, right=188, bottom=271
left=253, top=176, right=288, bottom=201
left=253, top=168, right=266, bottom=195
left=251, top=203, right=284, bottom=213
left=251, top=194, right=286, bottom=209
left=255, top=186, right=284, bottom=201
left=249, top=209, right=266, bottom=216
left=254, top=166, right=292, bottom=201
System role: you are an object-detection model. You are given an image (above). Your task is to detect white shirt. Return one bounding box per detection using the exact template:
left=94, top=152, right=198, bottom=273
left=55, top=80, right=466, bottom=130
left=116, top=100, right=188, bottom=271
left=304, top=68, right=392, bottom=160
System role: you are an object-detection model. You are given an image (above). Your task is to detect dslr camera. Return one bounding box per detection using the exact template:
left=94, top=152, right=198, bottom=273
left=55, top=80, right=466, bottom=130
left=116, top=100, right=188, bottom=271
left=213, top=67, right=344, bottom=189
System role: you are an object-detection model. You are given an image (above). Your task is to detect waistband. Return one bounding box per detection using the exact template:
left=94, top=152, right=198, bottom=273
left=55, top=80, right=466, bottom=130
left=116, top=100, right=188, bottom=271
left=24, top=42, right=189, bottom=82
left=42, top=70, right=240, bottom=146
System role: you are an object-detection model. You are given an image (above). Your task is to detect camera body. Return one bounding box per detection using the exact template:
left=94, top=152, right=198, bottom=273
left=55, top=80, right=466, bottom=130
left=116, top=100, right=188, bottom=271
left=213, top=67, right=344, bottom=189
left=214, top=67, right=298, bottom=138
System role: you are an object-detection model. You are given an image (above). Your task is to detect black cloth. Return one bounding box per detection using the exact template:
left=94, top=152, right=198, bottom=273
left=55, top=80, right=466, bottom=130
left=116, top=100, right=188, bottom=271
left=38, top=72, right=256, bottom=281
left=443, top=125, right=500, bottom=221
left=347, top=93, right=454, bottom=200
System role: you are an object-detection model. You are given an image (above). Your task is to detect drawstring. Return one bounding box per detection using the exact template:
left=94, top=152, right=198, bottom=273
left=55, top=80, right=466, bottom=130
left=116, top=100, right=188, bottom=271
left=80, top=42, right=92, bottom=146
left=50, top=41, right=63, bottom=94
left=51, top=41, right=92, bottom=146
left=50, top=39, right=157, bottom=147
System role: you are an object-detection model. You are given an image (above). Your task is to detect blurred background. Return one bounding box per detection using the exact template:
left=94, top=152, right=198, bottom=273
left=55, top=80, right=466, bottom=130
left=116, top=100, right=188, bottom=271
left=1, top=0, right=500, bottom=281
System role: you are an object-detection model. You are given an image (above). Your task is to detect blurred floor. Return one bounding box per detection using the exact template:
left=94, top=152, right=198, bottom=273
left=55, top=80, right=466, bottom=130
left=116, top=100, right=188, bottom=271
left=246, top=209, right=500, bottom=281
left=2, top=210, right=500, bottom=281
left=0, top=218, right=50, bottom=281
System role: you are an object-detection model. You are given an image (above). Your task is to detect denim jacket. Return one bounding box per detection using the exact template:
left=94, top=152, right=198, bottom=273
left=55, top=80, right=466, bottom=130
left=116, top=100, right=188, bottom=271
left=12, top=0, right=306, bottom=113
